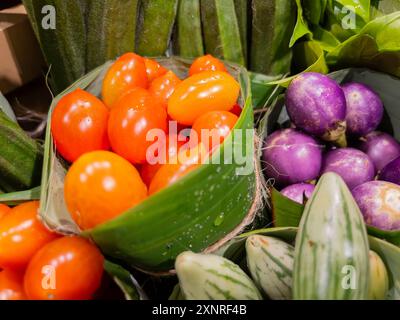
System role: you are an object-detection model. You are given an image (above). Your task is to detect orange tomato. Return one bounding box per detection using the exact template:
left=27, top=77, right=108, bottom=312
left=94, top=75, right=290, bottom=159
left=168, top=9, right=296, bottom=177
left=0, top=269, right=26, bottom=300
left=140, top=134, right=186, bottom=186
left=149, top=71, right=181, bottom=108
left=108, top=88, right=168, bottom=164
left=64, top=151, right=147, bottom=230
left=191, top=111, right=238, bottom=152
left=144, top=58, right=167, bottom=82
left=24, top=236, right=104, bottom=300
left=0, top=201, right=58, bottom=270
left=168, top=71, right=240, bottom=125
left=149, top=143, right=207, bottom=195
left=51, top=88, right=110, bottom=163
left=189, top=54, right=227, bottom=76
left=0, top=204, right=11, bottom=220
left=102, top=53, right=148, bottom=107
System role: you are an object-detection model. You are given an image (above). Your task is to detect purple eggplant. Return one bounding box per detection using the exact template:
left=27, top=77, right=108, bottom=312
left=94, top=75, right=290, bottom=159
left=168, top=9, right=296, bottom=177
left=379, top=156, right=400, bottom=185
left=343, top=83, right=384, bottom=136
left=262, top=129, right=322, bottom=187
left=285, top=72, right=347, bottom=145
left=359, top=131, right=400, bottom=171
left=280, top=183, right=315, bottom=204
left=321, top=147, right=375, bottom=190
left=352, top=181, right=400, bottom=231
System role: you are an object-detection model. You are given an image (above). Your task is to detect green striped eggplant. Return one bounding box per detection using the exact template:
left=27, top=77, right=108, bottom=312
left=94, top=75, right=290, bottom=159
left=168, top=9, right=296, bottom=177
left=175, top=251, right=262, bottom=300
left=369, top=250, right=389, bottom=300
left=246, top=235, right=294, bottom=300
left=250, top=0, right=296, bottom=75
left=174, top=0, right=204, bottom=57
left=201, top=0, right=245, bottom=65
left=136, top=0, right=178, bottom=56
left=86, top=0, right=139, bottom=71
left=293, top=172, right=370, bottom=300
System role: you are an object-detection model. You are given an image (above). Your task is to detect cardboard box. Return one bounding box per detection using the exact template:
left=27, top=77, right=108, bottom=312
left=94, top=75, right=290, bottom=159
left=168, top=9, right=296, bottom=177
left=0, top=4, right=45, bottom=94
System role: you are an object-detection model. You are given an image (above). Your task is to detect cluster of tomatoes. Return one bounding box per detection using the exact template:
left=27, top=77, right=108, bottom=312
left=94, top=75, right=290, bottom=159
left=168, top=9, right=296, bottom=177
left=51, top=54, right=242, bottom=231
left=0, top=202, right=104, bottom=300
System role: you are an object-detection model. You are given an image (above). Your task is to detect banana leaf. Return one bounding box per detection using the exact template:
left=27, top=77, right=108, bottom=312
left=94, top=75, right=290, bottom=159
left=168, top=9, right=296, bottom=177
left=265, top=68, right=400, bottom=246
left=216, top=227, right=400, bottom=300
left=40, top=57, right=258, bottom=272
left=0, top=186, right=41, bottom=206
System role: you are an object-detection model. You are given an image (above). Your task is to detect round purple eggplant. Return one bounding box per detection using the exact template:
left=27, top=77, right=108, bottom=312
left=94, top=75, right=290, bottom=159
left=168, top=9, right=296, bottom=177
left=321, top=147, right=375, bottom=190
left=281, top=183, right=315, bottom=204
left=262, top=129, right=322, bottom=187
left=352, top=181, right=400, bottom=231
left=285, top=72, right=347, bottom=144
left=359, top=131, right=400, bottom=171
left=343, top=82, right=383, bottom=136
left=379, top=156, right=400, bottom=185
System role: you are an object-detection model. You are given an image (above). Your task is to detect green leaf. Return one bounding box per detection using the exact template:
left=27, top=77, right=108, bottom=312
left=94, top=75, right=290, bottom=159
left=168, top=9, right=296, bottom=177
left=103, top=261, right=145, bottom=300
left=0, top=92, right=16, bottom=123
left=0, top=186, right=41, bottom=205
left=249, top=72, right=285, bottom=109
left=326, top=12, right=400, bottom=78
left=289, top=0, right=313, bottom=47
left=301, top=0, right=328, bottom=25
left=40, top=57, right=257, bottom=272
left=371, top=0, right=400, bottom=18
left=271, top=188, right=304, bottom=228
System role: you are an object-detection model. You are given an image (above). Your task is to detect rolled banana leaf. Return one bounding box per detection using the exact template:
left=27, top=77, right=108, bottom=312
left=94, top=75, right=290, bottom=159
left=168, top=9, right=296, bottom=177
left=216, top=227, right=400, bottom=300
left=0, top=187, right=41, bottom=206
left=40, top=57, right=258, bottom=272
left=265, top=68, right=400, bottom=246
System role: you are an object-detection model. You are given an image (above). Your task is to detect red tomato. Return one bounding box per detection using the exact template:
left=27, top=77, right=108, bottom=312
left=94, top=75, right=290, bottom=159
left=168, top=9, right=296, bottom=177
left=108, top=88, right=168, bottom=164
left=102, top=53, right=148, bottom=107
left=0, top=269, right=26, bottom=300
left=0, top=204, right=11, bottom=220
left=149, top=143, right=207, bottom=195
left=168, top=71, right=240, bottom=125
left=230, top=103, right=242, bottom=117
left=64, top=151, right=147, bottom=230
left=140, top=134, right=186, bottom=186
left=0, top=201, right=58, bottom=270
left=144, top=58, right=167, bottom=82
left=24, top=236, right=104, bottom=300
left=191, top=111, right=238, bottom=152
left=51, top=88, right=110, bottom=163
left=189, top=54, right=227, bottom=76
left=149, top=71, right=181, bottom=108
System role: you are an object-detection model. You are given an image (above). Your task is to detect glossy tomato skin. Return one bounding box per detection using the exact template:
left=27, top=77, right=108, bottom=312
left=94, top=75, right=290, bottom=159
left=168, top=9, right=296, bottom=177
left=230, top=103, right=242, bottom=117
left=51, top=88, right=110, bottom=163
left=168, top=71, right=240, bottom=125
left=0, top=204, right=10, bottom=220
left=191, top=111, right=238, bottom=152
left=0, top=269, right=26, bottom=300
left=24, top=236, right=104, bottom=300
left=144, top=58, right=167, bottom=82
left=102, top=53, right=148, bottom=107
left=149, top=143, right=207, bottom=195
left=64, top=151, right=147, bottom=230
left=189, top=54, right=227, bottom=76
left=149, top=71, right=181, bottom=108
left=140, top=134, right=186, bottom=186
left=0, top=201, right=58, bottom=270
left=108, top=88, right=168, bottom=164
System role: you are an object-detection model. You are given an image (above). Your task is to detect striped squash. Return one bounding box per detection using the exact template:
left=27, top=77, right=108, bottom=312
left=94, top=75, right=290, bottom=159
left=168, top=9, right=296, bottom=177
left=246, top=235, right=294, bottom=300
left=369, top=250, right=389, bottom=300
left=293, top=172, right=370, bottom=300
left=175, top=251, right=262, bottom=300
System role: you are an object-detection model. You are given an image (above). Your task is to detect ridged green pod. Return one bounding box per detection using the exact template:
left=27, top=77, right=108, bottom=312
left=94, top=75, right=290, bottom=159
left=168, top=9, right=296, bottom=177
left=22, top=0, right=86, bottom=94
left=369, top=250, right=389, bottom=300
left=250, top=0, right=296, bottom=74
left=174, top=0, right=204, bottom=58
left=246, top=235, right=293, bottom=300
left=293, top=172, right=370, bottom=300
left=0, top=111, right=42, bottom=192
left=86, top=0, right=140, bottom=71
left=136, top=0, right=178, bottom=56
left=201, top=0, right=245, bottom=65
left=175, top=251, right=262, bottom=300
